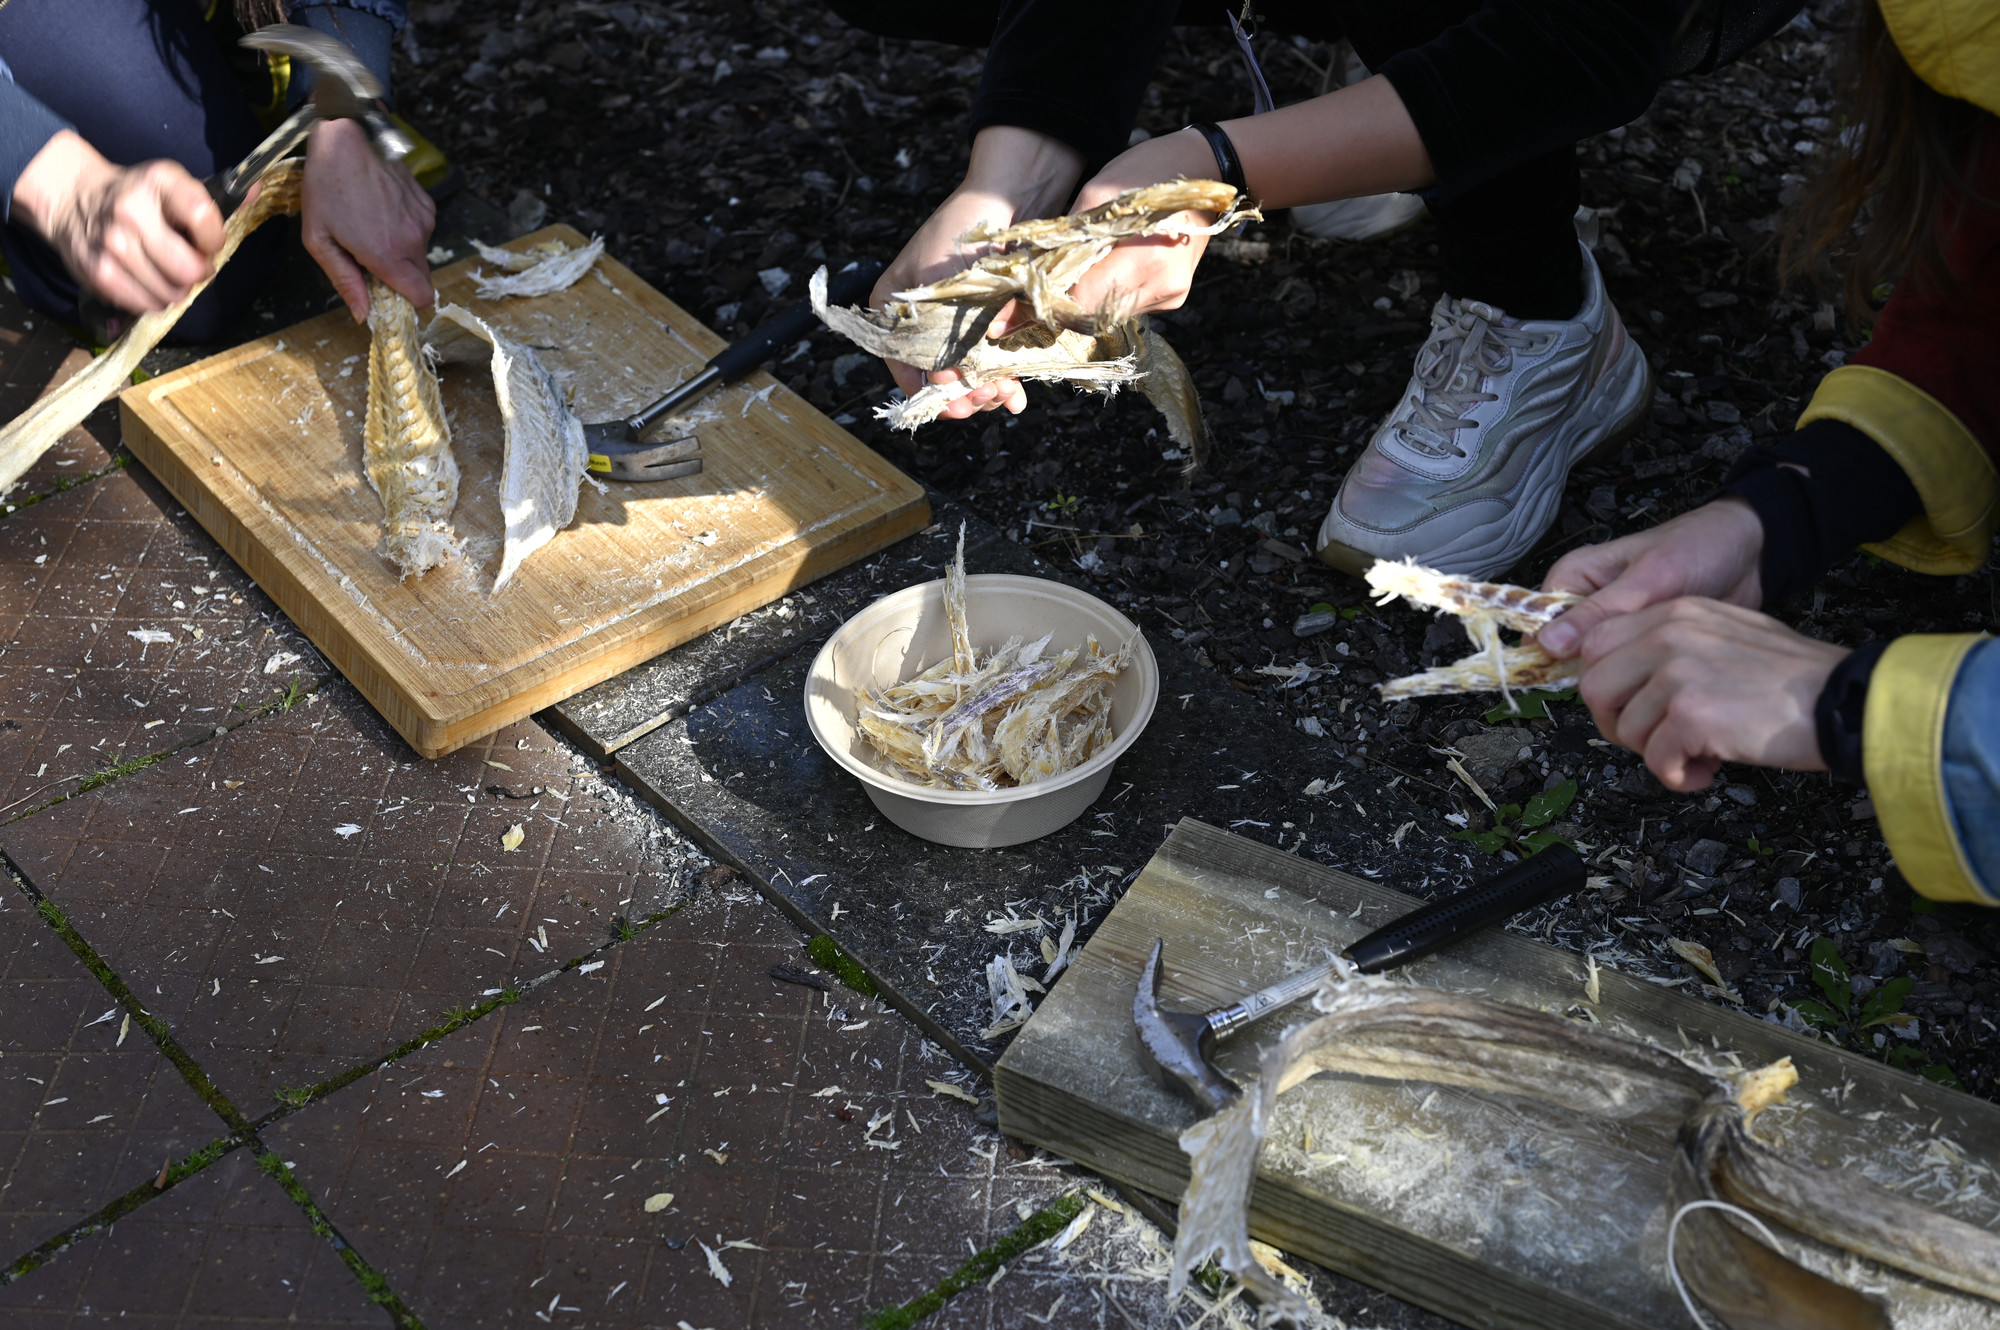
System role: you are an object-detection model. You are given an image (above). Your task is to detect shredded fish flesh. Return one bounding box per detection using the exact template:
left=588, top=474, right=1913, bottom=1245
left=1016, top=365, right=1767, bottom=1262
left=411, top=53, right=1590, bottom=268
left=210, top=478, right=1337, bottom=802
left=857, top=527, right=1131, bottom=790
left=1365, top=558, right=1583, bottom=704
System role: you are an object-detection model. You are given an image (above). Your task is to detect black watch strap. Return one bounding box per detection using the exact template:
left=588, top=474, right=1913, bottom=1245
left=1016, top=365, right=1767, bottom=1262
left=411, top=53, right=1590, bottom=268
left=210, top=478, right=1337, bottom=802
left=1815, top=639, right=1891, bottom=783
left=1185, top=121, right=1250, bottom=198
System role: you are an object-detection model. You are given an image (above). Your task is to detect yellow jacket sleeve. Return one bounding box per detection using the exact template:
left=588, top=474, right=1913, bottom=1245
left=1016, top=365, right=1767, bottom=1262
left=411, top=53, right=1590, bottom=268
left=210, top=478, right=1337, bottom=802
left=1864, top=633, right=1995, bottom=904
left=1800, top=366, right=1999, bottom=576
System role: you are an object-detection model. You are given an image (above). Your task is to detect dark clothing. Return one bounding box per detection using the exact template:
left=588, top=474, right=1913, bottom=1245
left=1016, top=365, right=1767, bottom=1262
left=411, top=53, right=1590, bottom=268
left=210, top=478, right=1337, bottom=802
left=830, top=0, right=1804, bottom=319
left=0, top=0, right=399, bottom=342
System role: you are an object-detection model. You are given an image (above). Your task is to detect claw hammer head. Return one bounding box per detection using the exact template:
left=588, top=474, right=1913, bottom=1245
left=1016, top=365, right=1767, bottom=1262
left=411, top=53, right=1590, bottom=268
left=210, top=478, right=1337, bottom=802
left=240, top=24, right=413, bottom=162
left=1134, top=939, right=1243, bottom=1116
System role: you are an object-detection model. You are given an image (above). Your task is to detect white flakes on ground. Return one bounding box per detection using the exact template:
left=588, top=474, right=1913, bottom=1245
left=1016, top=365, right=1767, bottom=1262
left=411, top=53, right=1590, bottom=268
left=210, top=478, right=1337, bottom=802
left=927, top=1079, right=979, bottom=1105
left=333, top=824, right=362, bottom=838
left=981, top=954, right=1036, bottom=1039
left=699, top=1240, right=733, bottom=1287
left=264, top=651, right=301, bottom=674
left=127, top=629, right=173, bottom=644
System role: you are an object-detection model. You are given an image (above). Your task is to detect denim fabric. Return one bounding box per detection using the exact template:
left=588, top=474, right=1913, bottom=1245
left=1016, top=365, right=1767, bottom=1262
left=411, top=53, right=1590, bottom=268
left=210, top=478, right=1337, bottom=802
left=1940, top=636, right=2000, bottom=902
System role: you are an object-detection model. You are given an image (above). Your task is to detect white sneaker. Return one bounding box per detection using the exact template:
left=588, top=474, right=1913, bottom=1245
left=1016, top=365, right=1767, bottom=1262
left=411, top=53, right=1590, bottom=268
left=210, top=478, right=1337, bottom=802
left=1315, top=243, right=1651, bottom=580
left=1291, top=193, right=1428, bottom=242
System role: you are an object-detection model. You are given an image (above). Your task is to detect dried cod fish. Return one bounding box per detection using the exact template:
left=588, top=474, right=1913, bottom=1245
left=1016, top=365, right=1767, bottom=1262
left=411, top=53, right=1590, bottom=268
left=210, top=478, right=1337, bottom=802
left=364, top=278, right=459, bottom=578
left=1365, top=558, right=1582, bottom=704
left=469, top=235, right=604, bottom=299
left=424, top=304, right=591, bottom=593
left=1171, top=978, right=2000, bottom=1328
left=811, top=180, right=1258, bottom=469
left=856, top=526, right=1131, bottom=790
left=0, top=160, right=305, bottom=496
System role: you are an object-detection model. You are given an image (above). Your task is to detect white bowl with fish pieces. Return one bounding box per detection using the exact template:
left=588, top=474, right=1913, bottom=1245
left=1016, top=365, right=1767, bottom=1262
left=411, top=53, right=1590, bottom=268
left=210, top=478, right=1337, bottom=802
left=804, top=574, right=1159, bottom=848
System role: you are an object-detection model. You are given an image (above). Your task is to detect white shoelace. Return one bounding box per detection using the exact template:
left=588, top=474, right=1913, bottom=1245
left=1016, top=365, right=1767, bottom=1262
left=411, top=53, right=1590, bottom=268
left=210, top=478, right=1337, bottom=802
left=1394, top=300, right=1553, bottom=457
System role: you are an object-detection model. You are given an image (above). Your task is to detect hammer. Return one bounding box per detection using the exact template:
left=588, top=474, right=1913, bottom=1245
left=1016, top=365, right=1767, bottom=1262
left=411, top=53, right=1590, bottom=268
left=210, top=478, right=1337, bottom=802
left=1134, top=844, right=1585, bottom=1114
left=211, top=23, right=413, bottom=216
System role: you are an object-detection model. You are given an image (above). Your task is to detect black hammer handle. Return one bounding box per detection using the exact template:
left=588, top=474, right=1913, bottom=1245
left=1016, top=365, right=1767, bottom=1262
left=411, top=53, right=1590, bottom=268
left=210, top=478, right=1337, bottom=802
left=712, top=257, right=884, bottom=382
left=1344, top=844, right=1585, bottom=974
left=626, top=258, right=885, bottom=435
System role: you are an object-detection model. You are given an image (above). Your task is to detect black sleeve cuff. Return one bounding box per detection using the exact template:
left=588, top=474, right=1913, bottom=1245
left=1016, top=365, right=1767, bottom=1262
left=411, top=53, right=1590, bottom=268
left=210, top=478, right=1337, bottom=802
left=1816, top=639, right=1890, bottom=784
left=967, top=0, right=1177, bottom=171
left=1723, top=417, right=1924, bottom=605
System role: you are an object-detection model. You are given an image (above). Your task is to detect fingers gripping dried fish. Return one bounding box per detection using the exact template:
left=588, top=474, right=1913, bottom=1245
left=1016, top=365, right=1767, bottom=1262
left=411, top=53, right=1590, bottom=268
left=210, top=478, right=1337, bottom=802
left=811, top=181, right=1259, bottom=470
left=1171, top=980, right=2000, bottom=1328
left=364, top=279, right=460, bottom=578
left=1364, top=558, right=1582, bottom=704
left=423, top=305, right=592, bottom=593
left=0, top=160, right=305, bottom=496
left=856, top=526, right=1130, bottom=790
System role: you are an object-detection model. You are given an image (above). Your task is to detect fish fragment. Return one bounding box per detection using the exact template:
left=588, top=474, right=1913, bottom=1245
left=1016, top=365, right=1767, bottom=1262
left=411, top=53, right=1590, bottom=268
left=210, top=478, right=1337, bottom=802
left=364, top=279, right=460, bottom=578
left=811, top=180, right=1258, bottom=471
left=855, top=526, right=1130, bottom=790
left=1365, top=558, right=1582, bottom=704
left=0, top=160, right=304, bottom=495
left=423, top=305, right=590, bottom=592
left=469, top=235, right=605, bottom=299
left=1171, top=977, right=2000, bottom=1328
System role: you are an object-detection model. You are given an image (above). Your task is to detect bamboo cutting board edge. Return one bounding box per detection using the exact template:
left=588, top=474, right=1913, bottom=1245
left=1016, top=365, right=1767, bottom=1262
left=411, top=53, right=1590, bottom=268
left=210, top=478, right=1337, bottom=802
left=117, top=228, right=930, bottom=757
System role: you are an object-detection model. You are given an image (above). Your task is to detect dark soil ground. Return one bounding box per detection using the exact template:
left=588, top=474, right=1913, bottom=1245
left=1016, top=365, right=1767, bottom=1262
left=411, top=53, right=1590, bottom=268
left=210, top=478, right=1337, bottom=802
left=390, top=0, right=1999, bottom=1104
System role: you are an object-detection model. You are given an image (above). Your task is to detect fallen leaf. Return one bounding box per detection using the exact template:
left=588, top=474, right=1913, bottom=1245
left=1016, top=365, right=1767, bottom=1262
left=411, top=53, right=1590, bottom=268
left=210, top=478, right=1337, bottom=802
left=643, top=1192, right=674, bottom=1213
left=1667, top=937, right=1724, bottom=987
left=223, top=780, right=244, bottom=789
left=485, top=760, right=514, bottom=771
left=500, top=823, right=525, bottom=851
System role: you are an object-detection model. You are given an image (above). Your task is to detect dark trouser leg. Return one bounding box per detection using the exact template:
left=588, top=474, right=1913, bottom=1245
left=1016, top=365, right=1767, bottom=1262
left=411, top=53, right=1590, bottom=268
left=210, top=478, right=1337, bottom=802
left=823, top=0, right=1004, bottom=46
left=1429, top=144, right=1584, bottom=319
left=1332, top=0, right=1585, bottom=320
left=0, top=0, right=275, bottom=342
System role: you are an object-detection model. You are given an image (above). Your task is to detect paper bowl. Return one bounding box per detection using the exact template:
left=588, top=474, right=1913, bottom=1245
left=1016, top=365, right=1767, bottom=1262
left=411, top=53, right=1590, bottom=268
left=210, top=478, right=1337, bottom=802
left=804, top=574, right=1159, bottom=848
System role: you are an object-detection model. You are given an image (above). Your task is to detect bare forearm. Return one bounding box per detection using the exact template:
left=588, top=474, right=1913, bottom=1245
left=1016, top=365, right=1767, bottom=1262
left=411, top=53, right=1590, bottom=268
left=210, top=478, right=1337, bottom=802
left=1219, top=75, right=1434, bottom=211
left=959, top=125, right=1087, bottom=219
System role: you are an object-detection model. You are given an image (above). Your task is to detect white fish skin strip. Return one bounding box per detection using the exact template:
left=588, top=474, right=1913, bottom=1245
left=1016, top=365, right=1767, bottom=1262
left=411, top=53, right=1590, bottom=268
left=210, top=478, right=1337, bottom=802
left=471, top=237, right=605, bottom=299
left=424, top=304, right=588, bottom=593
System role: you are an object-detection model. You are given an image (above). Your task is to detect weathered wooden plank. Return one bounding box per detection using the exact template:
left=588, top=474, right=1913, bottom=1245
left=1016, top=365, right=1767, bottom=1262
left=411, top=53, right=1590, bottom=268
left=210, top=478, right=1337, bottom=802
left=119, top=226, right=929, bottom=757
left=997, top=819, right=2000, bottom=1330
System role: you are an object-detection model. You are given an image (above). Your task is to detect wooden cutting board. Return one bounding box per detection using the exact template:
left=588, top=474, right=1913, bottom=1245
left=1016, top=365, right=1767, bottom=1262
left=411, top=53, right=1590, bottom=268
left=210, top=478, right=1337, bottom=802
left=119, top=226, right=928, bottom=757
left=996, top=820, right=2000, bottom=1330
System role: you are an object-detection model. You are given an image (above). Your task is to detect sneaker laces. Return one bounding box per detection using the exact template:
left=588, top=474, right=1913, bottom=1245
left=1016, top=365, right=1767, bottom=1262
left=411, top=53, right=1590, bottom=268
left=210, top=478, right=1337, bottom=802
left=1393, top=299, right=1552, bottom=457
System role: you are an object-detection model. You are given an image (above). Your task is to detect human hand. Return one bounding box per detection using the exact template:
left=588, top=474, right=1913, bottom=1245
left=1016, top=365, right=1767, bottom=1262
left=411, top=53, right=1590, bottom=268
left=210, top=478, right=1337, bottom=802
left=1538, top=498, right=1766, bottom=658
left=1575, top=597, right=1846, bottom=791
left=872, top=127, right=1084, bottom=421
left=302, top=117, right=436, bottom=322
left=1066, top=127, right=1227, bottom=322
left=10, top=130, right=225, bottom=315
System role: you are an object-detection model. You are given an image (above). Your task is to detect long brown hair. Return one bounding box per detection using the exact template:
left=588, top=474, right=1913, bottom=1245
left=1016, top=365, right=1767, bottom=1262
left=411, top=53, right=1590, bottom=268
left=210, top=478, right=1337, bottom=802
left=233, top=1, right=288, bottom=27
left=1781, top=0, right=1994, bottom=325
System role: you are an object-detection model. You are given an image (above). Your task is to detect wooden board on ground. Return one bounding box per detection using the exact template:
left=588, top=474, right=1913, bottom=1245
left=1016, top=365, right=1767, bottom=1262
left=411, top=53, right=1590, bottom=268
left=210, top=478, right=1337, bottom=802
left=996, top=820, right=2000, bottom=1330
left=119, top=226, right=928, bottom=757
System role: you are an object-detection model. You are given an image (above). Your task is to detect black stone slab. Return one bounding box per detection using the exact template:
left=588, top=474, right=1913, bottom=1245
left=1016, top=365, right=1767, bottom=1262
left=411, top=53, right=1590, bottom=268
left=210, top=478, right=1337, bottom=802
left=611, top=508, right=1456, bottom=1073
left=545, top=498, right=1000, bottom=757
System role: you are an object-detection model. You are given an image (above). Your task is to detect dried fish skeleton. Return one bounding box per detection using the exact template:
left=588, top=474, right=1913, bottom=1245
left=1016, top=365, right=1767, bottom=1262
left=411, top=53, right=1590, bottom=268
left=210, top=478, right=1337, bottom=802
left=423, top=305, right=592, bottom=592
left=363, top=279, right=460, bottom=578
left=1171, top=979, right=2000, bottom=1328
left=468, top=235, right=605, bottom=300
left=0, top=160, right=305, bottom=496
left=1364, top=558, right=1582, bottom=704
left=856, top=528, right=1131, bottom=790
left=811, top=180, right=1260, bottom=469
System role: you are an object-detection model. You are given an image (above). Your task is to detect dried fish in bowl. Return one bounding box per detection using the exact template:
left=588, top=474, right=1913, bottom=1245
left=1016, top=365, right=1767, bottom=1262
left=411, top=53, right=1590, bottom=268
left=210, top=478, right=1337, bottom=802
left=856, top=528, right=1133, bottom=791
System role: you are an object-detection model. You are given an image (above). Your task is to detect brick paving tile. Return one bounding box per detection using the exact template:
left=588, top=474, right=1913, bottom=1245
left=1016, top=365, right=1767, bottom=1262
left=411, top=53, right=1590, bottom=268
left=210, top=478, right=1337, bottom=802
left=2, top=684, right=702, bottom=1114
left=0, top=1148, right=379, bottom=1327
left=0, top=880, right=219, bottom=1279
left=0, top=463, right=331, bottom=815
left=0, top=296, right=120, bottom=502
left=263, top=884, right=1067, bottom=1328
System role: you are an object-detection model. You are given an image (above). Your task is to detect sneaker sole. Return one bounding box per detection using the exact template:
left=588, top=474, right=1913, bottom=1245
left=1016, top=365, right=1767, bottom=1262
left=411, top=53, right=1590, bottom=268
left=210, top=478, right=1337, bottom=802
left=1316, top=339, right=1653, bottom=579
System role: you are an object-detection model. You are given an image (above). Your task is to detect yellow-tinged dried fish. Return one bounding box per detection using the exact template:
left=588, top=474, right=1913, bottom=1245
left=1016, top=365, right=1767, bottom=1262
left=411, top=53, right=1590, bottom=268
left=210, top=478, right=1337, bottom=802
left=0, top=160, right=305, bottom=496
left=364, top=278, right=459, bottom=578
left=857, top=525, right=1131, bottom=789
left=1172, top=978, right=2000, bottom=1328
left=423, top=304, right=591, bottom=593
left=1365, top=558, right=1582, bottom=704
left=811, top=181, right=1258, bottom=471
left=468, top=235, right=604, bottom=299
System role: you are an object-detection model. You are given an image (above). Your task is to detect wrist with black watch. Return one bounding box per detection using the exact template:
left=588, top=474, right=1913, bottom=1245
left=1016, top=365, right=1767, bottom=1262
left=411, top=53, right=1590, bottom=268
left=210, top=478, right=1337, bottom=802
left=1185, top=121, right=1251, bottom=199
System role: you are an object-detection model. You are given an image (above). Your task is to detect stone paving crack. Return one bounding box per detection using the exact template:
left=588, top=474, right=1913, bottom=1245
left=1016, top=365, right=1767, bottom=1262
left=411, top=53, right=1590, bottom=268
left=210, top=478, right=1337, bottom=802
left=0, top=451, right=130, bottom=521
left=861, top=1191, right=1086, bottom=1329
left=250, top=1144, right=427, bottom=1328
